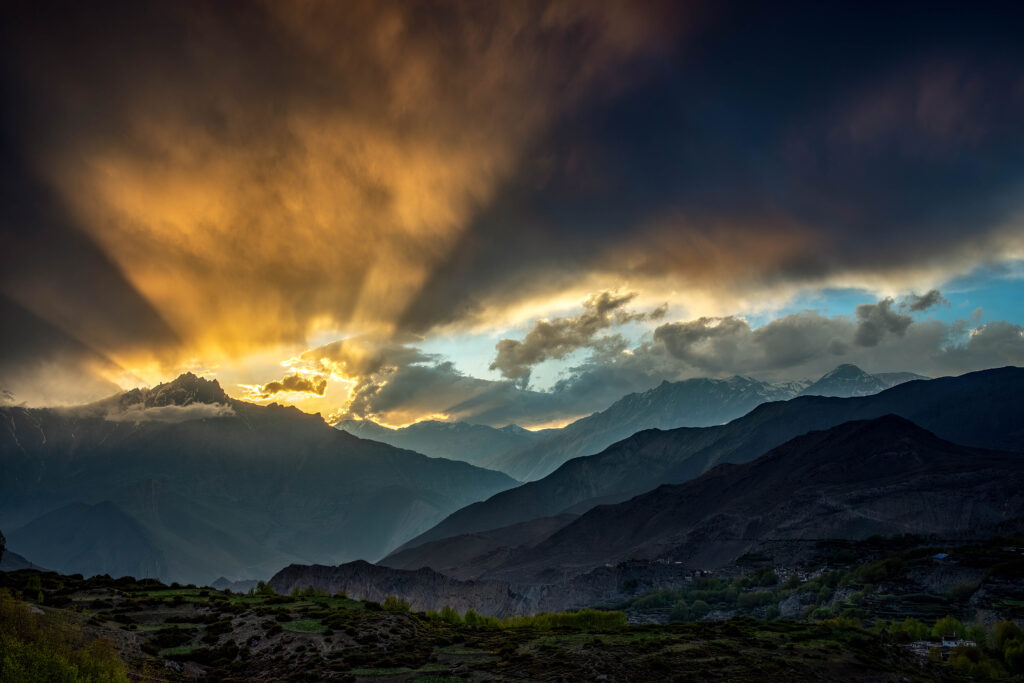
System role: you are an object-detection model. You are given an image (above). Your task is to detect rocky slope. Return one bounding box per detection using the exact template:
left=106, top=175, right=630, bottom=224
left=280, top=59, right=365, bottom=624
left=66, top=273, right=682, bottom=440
left=486, top=365, right=922, bottom=482
left=485, top=415, right=1024, bottom=583
left=798, top=364, right=927, bottom=398
left=274, top=416, right=1024, bottom=615
left=399, top=366, right=1024, bottom=554
left=380, top=514, right=579, bottom=580
left=487, top=376, right=805, bottom=481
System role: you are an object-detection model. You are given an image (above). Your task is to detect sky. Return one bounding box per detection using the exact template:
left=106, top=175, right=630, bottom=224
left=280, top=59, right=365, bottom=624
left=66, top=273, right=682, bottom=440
left=2, top=0, right=1023, bottom=428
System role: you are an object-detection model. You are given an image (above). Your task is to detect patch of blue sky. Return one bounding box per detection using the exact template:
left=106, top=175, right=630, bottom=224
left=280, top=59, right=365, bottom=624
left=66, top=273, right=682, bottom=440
left=938, top=261, right=1024, bottom=325
left=416, top=331, right=504, bottom=380
left=744, top=261, right=1024, bottom=330
left=742, top=287, right=876, bottom=329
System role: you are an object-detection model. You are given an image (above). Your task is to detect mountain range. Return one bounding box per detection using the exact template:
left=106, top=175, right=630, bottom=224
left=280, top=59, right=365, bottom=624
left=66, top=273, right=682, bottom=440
left=481, top=415, right=1024, bottom=584
left=388, top=366, right=1024, bottom=564
left=338, top=365, right=922, bottom=482
left=279, top=412, right=1024, bottom=615
left=335, top=419, right=551, bottom=470
left=0, top=374, right=516, bottom=584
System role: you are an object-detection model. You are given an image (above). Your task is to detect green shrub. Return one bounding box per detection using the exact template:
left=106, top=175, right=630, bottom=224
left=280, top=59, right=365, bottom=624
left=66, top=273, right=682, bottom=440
left=505, top=609, right=627, bottom=631
left=439, top=606, right=462, bottom=624
left=994, top=620, right=1022, bottom=650
left=382, top=595, right=410, bottom=613
left=0, top=589, right=129, bottom=682
left=896, top=617, right=929, bottom=641
left=947, top=582, right=979, bottom=602
left=855, top=558, right=906, bottom=584
left=254, top=581, right=276, bottom=597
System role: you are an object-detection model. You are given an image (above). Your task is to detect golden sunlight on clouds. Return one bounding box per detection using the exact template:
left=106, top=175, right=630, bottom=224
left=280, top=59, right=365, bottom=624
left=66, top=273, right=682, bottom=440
left=23, top=0, right=677, bottom=383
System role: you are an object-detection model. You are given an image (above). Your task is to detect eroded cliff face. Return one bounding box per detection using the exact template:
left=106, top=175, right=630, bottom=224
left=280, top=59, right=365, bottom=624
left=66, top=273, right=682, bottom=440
left=269, top=561, right=535, bottom=616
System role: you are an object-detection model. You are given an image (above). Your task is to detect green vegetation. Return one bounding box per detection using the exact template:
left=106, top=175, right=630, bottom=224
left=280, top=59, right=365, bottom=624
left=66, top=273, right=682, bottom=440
left=383, top=594, right=411, bottom=612
left=0, top=589, right=128, bottom=682
left=0, top=534, right=1021, bottom=680
left=282, top=618, right=326, bottom=633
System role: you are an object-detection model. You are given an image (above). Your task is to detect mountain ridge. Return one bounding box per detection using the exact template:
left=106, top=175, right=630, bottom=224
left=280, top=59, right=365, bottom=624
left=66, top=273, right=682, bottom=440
left=394, top=366, right=1024, bottom=556
left=0, top=376, right=517, bottom=583
left=482, top=414, right=1024, bottom=584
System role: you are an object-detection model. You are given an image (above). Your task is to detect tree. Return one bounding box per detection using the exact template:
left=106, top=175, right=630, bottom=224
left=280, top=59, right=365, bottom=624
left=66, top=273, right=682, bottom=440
left=932, top=615, right=965, bottom=639
left=0, top=528, right=5, bottom=564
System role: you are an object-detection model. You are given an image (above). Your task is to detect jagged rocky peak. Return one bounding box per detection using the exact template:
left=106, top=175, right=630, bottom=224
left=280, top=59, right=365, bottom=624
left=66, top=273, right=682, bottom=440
left=821, top=363, right=871, bottom=380
left=798, top=363, right=889, bottom=398
left=121, top=372, right=231, bottom=409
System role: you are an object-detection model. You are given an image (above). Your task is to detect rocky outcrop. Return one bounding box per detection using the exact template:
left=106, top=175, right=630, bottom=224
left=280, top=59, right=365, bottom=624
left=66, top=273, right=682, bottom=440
left=270, top=561, right=533, bottom=616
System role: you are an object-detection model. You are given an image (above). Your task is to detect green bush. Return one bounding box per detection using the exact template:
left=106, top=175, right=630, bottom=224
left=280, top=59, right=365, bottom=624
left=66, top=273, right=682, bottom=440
left=994, top=620, right=1022, bottom=650
left=382, top=595, right=410, bottom=613
left=0, top=589, right=129, bottom=683
left=855, top=558, right=906, bottom=584
left=253, top=581, right=276, bottom=597
left=439, top=606, right=462, bottom=624
left=896, top=618, right=929, bottom=641
left=505, top=609, right=627, bottom=631
left=669, top=600, right=689, bottom=622
left=947, top=582, right=979, bottom=602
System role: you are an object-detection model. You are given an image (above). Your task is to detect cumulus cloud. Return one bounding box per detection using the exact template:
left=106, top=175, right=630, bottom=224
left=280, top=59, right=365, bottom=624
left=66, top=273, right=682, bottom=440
left=904, top=289, right=950, bottom=312
left=645, top=290, right=1024, bottom=383
left=944, top=321, right=1024, bottom=368
left=490, top=291, right=666, bottom=386
left=854, top=298, right=913, bottom=347
left=241, top=287, right=1024, bottom=428
left=251, top=374, right=328, bottom=399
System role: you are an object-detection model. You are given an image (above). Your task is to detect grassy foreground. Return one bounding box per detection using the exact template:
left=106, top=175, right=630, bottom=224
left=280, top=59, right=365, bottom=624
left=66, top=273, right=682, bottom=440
left=0, top=569, right=968, bottom=682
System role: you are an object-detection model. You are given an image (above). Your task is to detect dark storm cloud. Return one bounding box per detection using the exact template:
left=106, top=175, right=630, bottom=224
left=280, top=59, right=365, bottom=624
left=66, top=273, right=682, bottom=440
left=905, top=289, right=950, bottom=312
left=0, top=293, right=125, bottom=406
left=652, top=316, right=751, bottom=375
left=0, top=0, right=680, bottom=381
left=399, top=2, right=1024, bottom=332
left=854, top=298, right=913, bottom=347
left=0, top=143, right=183, bottom=403
left=3, top=0, right=1022, bottom=414
left=945, top=321, right=1024, bottom=368
left=489, top=291, right=665, bottom=386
